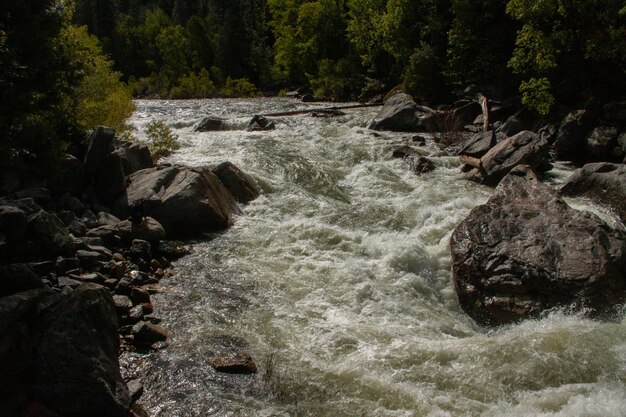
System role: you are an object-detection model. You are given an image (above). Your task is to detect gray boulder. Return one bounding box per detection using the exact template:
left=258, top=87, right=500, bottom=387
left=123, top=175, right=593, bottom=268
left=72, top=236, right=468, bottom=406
left=453, top=101, right=483, bottom=126
left=560, top=162, right=626, bottom=225
left=113, top=140, right=154, bottom=176
left=368, top=93, right=439, bottom=132
left=458, top=130, right=506, bottom=158
left=247, top=115, right=275, bottom=131
left=0, top=264, right=43, bottom=297
left=468, top=130, right=549, bottom=185
left=84, top=126, right=116, bottom=179
left=94, top=153, right=127, bottom=204
left=30, top=284, right=130, bottom=416
left=195, top=116, right=226, bottom=132
left=553, top=109, right=596, bottom=161
left=451, top=169, right=626, bottom=326
left=585, top=126, right=619, bottom=161
left=119, top=165, right=240, bottom=238
left=212, top=162, right=260, bottom=204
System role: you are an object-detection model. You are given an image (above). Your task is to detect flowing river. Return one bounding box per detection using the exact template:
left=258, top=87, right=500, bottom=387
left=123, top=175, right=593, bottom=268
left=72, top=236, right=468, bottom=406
left=122, top=98, right=626, bottom=417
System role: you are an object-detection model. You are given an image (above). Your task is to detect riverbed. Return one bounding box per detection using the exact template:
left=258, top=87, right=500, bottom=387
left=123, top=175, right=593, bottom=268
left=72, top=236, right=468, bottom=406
left=122, top=98, right=626, bottom=417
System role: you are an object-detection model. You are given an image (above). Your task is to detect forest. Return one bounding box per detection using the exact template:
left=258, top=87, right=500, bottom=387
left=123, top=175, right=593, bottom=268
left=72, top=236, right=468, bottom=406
left=1, top=0, right=625, bottom=167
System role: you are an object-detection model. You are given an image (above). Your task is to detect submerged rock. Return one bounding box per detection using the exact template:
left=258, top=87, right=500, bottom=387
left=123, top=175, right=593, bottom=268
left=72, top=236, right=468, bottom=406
left=212, top=162, right=260, bottom=204
left=209, top=353, right=257, bottom=374
left=451, top=169, right=626, bottom=326
left=195, top=116, right=226, bottom=132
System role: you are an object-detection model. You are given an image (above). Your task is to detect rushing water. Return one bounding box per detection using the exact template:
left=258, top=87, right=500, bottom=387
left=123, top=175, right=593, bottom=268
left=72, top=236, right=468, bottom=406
left=122, top=98, right=626, bottom=417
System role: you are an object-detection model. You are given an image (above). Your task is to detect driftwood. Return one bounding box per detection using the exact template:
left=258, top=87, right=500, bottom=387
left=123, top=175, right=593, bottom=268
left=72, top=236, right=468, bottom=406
left=459, top=154, right=482, bottom=169
left=262, top=103, right=382, bottom=117
left=478, top=94, right=490, bottom=131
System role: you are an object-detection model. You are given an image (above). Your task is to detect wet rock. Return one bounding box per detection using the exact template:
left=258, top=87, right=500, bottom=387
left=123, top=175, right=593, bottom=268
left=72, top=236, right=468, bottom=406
left=212, top=162, right=260, bottom=204
left=368, top=93, right=439, bottom=132
left=405, top=154, right=436, bottom=175
left=209, top=353, right=257, bottom=374
left=156, top=241, right=191, bottom=260
left=451, top=169, right=626, bottom=326
left=127, top=380, right=144, bottom=403
left=131, top=321, right=169, bottom=346
left=194, top=116, right=226, bottom=132
left=247, top=115, right=275, bottom=131
left=560, top=162, right=626, bottom=224
left=119, top=165, right=240, bottom=238
left=457, top=130, right=506, bottom=158
left=470, top=130, right=550, bottom=186
left=391, top=145, right=416, bottom=159
left=0, top=264, right=43, bottom=297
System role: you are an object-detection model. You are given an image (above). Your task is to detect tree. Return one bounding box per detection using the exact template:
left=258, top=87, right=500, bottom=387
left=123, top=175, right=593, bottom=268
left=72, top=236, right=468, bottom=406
left=507, top=0, right=626, bottom=113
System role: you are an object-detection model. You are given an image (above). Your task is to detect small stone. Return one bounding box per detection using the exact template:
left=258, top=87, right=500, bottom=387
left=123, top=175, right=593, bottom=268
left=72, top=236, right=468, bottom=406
left=130, top=288, right=151, bottom=304
left=209, top=353, right=257, bottom=374
left=112, top=253, right=125, bottom=262
left=76, top=250, right=105, bottom=268
left=113, top=295, right=133, bottom=313
left=132, top=321, right=168, bottom=346
left=127, top=379, right=144, bottom=403
left=129, top=239, right=151, bottom=260
left=150, top=259, right=162, bottom=270
left=104, top=278, right=118, bottom=289
left=128, top=305, right=144, bottom=323
left=140, top=303, right=154, bottom=314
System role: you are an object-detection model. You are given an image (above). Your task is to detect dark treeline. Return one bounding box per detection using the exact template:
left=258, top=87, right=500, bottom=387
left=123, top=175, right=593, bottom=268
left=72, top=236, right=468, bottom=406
left=73, top=0, right=626, bottom=111
left=1, top=0, right=624, bottom=175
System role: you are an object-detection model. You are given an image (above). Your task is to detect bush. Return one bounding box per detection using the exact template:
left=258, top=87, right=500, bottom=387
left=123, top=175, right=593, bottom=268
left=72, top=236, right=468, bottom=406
left=220, top=77, right=259, bottom=97
left=145, top=120, right=180, bottom=160
left=170, top=68, right=216, bottom=99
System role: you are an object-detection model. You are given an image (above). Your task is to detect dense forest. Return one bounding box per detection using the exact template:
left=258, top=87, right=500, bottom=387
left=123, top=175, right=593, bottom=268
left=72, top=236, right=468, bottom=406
left=1, top=0, right=625, bottom=169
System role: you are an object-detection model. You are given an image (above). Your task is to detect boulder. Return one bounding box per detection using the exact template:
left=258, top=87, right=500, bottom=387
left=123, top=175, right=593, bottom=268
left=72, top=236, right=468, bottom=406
left=47, top=154, right=84, bottom=195
left=552, top=109, right=596, bottom=161
left=84, top=126, right=116, bottom=179
left=131, top=321, right=168, bottom=346
left=0, top=264, right=43, bottom=297
left=496, top=114, right=532, bottom=137
left=26, top=210, right=77, bottom=260
left=368, top=93, right=439, bottom=132
left=247, top=115, right=275, bottom=132
left=209, top=353, right=257, bottom=374
left=113, top=141, right=154, bottom=176
left=560, top=162, right=626, bottom=225
left=119, top=165, right=240, bottom=238
left=603, top=102, right=626, bottom=125
left=453, top=101, right=483, bottom=126
left=94, top=153, right=127, bottom=204
left=194, top=116, right=226, bottom=132
left=212, top=162, right=260, bottom=204
left=457, top=130, right=506, bottom=158
left=470, top=130, right=549, bottom=186
left=451, top=169, right=626, bottom=326
left=116, top=217, right=166, bottom=243
left=405, top=154, right=435, bottom=175
left=29, top=283, right=130, bottom=416
left=585, top=126, right=619, bottom=161
left=98, top=212, right=121, bottom=227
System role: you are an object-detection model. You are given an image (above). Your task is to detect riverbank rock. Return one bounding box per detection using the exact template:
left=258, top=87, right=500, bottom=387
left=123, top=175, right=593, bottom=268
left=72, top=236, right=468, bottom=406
left=466, top=130, right=550, bottom=186
left=209, top=353, right=257, bottom=374
left=113, top=140, right=154, bottom=176
left=368, top=93, right=438, bottom=132
left=450, top=169, right=626, bottom=326
left=212, top=162, right=260, bottom=204
left=560, top=162, right=626, bottom=225
left=118, top=165, right=240, bottom=238
left=552, top=109, right=596, bottom=161
left=0, top=285, right=130, bottom=416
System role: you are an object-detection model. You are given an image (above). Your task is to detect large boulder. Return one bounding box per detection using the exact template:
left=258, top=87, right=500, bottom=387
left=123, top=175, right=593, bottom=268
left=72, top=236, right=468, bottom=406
left=0, top=285, right=130, bottom=417
left=457, top=130, right=506, bottom=158
left=585, top=126, right=619, bottom=162
left=451, top=169, right=626, bottom=326
left=84, top=126, right=116, bottom=179
left=194, top=116, right=226, bottom=132
left=368, top=93, right=439, bottom=132
left=30, top=284, right=130, bottom=416
left=560, top=162, right=626, bottom=225
left=113, top=140, right=154, bottom=176
left=94, top=153, right=127, bottom=204
left=552, top=109, right=596, bottom=161
left=212, top=162, right=260, bottom=204
left=119, top=165, right=241, bottom=238
left=0, top=264, right=43, bottom=297
left=468, top=130, right=550, bottom=185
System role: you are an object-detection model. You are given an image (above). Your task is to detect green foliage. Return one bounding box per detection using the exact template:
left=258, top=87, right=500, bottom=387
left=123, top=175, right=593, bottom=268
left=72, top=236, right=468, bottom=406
left=60, top=25, right=135, bottom=131
left=403, top=43, right=448, bottom=103
left=145, top=120, right=180, bottom=160
left=171, top=69, right=216, bottom=99
left=506, top=0, right=626, bottom=110
left=519, top=77, right=554, bottom=115
left=309, top=57, right=364, bottom=100
left=220, top=77, right=259, bottom=97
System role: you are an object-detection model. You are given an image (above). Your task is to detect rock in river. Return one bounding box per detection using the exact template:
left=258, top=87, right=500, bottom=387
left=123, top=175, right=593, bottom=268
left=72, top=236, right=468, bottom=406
left=450, top=168, right=626, bottom=326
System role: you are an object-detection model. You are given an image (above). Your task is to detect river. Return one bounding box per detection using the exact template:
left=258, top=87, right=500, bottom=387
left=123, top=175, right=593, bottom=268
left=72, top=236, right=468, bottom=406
left=122, top=98, right=626, bottom=417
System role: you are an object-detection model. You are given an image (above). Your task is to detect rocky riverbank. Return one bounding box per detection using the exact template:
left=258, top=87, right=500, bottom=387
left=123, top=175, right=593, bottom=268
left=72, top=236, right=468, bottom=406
left=371, top=91, right=626, bottom=325
left=0, top=127, right=259, bottom=416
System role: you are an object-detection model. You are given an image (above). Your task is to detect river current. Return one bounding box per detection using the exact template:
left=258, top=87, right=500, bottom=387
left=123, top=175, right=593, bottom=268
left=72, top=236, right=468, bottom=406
left=123, top=98, right=626, bottom=417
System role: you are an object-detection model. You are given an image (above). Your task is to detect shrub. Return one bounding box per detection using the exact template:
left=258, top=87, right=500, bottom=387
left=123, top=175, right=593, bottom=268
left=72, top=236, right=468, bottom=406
left=220, top=77, right=259, bottom=97
left=145, top=120, right=180, bottom=160
left=170, top=68, right=216, bottom=99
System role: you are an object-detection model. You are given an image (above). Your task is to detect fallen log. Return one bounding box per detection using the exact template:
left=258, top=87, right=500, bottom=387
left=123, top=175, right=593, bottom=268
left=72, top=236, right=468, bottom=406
left=262, top=103, right=382, bottom=117
left=459, top=154, right=482, bottom=169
